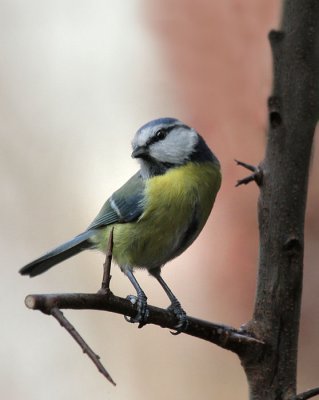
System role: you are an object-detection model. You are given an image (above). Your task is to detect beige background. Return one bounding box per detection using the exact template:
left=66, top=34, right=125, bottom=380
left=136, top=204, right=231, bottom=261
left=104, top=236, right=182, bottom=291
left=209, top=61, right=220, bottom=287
left=1, top=1, right=319, bottom=399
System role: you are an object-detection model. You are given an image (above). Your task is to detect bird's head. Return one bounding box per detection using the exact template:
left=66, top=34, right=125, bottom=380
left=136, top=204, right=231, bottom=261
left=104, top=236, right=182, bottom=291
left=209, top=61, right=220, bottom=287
left=131, top=118, right=219, bottom=178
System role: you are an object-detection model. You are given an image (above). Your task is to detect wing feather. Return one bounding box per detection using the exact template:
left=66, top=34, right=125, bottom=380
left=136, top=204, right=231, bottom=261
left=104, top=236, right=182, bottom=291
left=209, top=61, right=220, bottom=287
left=87, top=172, right=145, bottom=230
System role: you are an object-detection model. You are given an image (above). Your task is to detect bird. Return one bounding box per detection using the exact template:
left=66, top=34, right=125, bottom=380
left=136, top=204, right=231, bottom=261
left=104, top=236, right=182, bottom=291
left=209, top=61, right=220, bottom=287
left=20, top=117, right=221, bottom=328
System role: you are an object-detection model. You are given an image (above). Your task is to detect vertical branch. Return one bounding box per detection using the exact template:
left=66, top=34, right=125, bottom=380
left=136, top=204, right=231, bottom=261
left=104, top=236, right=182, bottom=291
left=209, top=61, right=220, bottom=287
left=100, top=228, right=114, bottom=293
left=240, top=1, right=319, bottom=399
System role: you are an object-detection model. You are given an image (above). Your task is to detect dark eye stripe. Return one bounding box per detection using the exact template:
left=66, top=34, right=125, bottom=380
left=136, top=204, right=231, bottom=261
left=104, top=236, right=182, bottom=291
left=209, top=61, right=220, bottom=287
left=146, top=125, right=176, bottom=147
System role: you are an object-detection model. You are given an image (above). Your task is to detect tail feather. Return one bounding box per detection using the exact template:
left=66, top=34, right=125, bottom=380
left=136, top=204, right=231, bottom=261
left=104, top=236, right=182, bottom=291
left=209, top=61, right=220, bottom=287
left=19, top=231, right=94, bottom=277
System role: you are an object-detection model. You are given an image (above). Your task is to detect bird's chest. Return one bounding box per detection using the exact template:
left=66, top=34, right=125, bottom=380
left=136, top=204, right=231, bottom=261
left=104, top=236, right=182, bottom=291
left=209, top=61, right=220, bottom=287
left=141, top=172, right=199, bottom=237
left=112, top=163, right=220, bottom=269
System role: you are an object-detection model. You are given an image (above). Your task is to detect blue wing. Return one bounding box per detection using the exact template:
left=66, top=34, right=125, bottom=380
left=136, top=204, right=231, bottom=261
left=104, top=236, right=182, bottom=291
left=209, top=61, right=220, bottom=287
left=20, top=172, right=146, bottom=277
left=87, top=171, right=145, bottom=230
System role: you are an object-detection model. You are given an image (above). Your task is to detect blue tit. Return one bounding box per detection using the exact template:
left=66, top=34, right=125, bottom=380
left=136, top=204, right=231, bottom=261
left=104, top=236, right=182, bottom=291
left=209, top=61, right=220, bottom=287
left=20, top=117, right=221, bottom=326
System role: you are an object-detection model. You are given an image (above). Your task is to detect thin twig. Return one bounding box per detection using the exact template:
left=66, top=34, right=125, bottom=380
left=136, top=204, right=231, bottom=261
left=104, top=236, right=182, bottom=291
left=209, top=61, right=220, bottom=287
left=50, top=307, right=116, bottom=386
left=235, top=159, right=263, bottom=187
left=25, top=292, right=264, bottom=357
left=100, top=228, right=114, bottom=293
left=292, top=388, right=319, bottom=400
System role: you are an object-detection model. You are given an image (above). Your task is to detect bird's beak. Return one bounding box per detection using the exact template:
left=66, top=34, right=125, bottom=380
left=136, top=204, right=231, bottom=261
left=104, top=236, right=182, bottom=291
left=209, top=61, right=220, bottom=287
left=131, top=146, right=148, bottom=159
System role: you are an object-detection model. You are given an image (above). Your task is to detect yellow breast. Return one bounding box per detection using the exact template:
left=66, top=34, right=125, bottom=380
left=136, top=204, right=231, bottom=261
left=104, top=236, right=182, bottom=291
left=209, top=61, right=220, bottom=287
left=100, top=162, right=221, bottom=270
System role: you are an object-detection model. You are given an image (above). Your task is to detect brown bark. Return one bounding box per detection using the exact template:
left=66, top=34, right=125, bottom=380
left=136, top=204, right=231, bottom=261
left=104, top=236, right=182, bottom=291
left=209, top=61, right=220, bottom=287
left=240, top=1, right=319, bottom=399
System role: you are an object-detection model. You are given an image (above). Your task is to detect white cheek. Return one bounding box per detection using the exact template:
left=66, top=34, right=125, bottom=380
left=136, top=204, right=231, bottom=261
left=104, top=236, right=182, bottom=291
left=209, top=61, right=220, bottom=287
left=149, top=142, right=185, bottom=163
left=150, top=131, right=198, bottom=163
left=149, top=145, right=168, bottom=162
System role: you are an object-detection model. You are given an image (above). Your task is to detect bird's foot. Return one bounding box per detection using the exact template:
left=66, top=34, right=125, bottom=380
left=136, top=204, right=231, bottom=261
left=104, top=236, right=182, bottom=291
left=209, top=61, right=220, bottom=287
left=125, top=293, right=149, bottom=328
left=167, top=300, right=188, bottom=335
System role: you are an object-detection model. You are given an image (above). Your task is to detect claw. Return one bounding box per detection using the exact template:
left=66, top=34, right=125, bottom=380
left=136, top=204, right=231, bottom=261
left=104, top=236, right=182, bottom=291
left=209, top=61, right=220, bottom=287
left=125, top=293, right=149, bottom=328
left=167, top=300, right=188, bottom=335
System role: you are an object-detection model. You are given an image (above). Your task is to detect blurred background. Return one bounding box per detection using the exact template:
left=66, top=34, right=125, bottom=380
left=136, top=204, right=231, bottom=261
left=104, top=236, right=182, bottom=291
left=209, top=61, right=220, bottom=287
left=1, top=1, right=319, bottom=399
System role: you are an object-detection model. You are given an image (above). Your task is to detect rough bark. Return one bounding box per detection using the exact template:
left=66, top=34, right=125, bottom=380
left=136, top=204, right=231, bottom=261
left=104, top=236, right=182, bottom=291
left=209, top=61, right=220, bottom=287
left=240, top=1, right=319, bottom=399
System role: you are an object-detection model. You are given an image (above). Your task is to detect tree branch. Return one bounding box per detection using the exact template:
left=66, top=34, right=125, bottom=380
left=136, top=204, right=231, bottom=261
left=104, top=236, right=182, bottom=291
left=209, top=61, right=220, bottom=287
left=292, top=388, right=319, bottom=400
left=240, top=1, right=319, bottom=399
left=235, top=160, right=263, bottom=187
left=50, top=307, right=116, bottom=386
left=23, top=230, right=264, bottom=384
left=99, top=227, right=114, bottom=293
left=25, top=291, right=264, bottom=356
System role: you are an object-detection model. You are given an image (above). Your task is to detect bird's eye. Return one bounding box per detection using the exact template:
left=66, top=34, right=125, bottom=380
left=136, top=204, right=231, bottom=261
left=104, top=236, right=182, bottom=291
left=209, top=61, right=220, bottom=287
left=155, top=128, right=167, bottom=140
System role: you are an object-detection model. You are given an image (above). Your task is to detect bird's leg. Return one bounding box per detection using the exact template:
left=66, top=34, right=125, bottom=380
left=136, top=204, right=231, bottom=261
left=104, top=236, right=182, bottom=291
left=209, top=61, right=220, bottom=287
left=123, top=269, right=149, bottom=327
left=155, top=274, right=188, bottom=332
